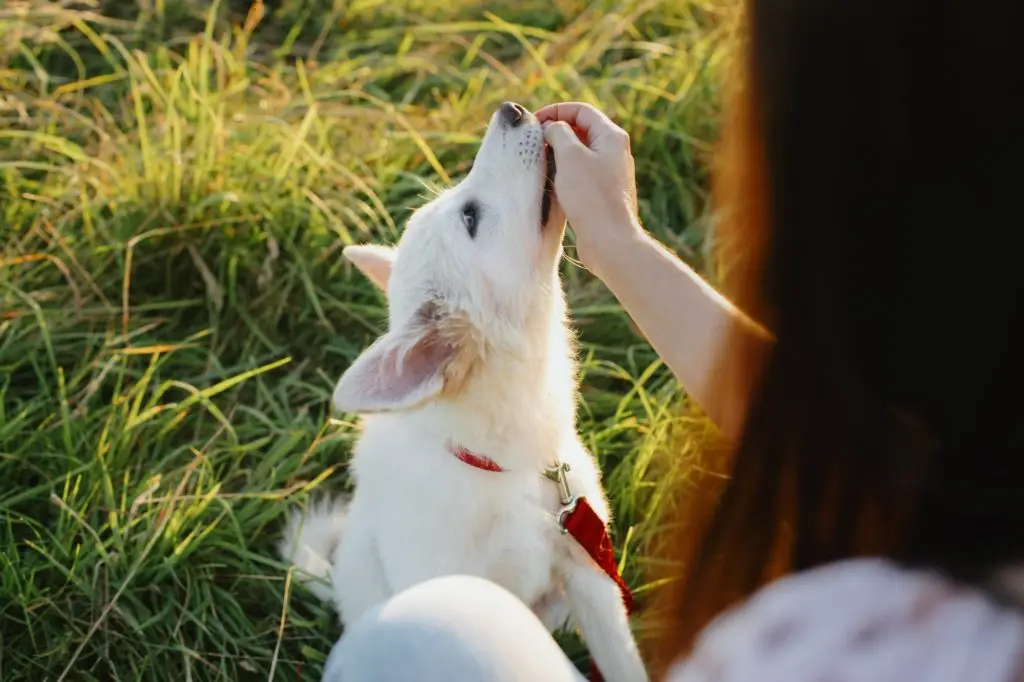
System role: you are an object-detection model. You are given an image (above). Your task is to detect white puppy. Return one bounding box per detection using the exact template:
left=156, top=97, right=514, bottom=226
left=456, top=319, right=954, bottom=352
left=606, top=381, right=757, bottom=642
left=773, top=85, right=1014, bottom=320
left=279, top=102, right=647, bottom=682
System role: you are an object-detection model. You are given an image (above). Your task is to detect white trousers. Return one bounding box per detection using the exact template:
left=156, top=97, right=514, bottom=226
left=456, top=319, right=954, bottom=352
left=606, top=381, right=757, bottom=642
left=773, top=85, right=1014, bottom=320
left=322, top=575, right=587, bottom=682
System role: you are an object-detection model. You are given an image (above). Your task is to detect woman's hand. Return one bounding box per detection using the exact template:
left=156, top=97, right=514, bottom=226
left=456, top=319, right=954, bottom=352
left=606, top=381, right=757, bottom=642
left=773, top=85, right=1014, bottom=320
left=537, top=102, right=643, bottom=278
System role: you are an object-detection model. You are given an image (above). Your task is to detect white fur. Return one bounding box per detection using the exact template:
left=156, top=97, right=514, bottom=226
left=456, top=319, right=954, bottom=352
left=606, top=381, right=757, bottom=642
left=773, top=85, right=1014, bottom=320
left=279, top=104, right=648, bottom=682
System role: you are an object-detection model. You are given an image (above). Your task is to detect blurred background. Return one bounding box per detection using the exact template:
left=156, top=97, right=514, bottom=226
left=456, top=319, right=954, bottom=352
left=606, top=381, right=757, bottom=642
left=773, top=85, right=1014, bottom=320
left=0, top=0, right=733, bottom=679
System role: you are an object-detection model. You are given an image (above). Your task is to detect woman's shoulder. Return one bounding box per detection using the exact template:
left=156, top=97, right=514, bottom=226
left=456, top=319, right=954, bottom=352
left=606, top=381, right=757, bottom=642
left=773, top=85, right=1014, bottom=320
left=666, top=558, right=1024, bottom=682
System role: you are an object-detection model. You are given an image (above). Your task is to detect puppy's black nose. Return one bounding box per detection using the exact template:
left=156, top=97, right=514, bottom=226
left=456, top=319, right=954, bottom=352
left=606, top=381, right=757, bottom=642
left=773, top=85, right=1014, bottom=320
left=499, top=101, right=528, bottom=128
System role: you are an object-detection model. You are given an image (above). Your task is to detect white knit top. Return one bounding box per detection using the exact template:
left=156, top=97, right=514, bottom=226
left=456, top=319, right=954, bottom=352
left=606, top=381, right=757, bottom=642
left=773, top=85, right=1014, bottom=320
left=666, top=558, right=1024, bottom=682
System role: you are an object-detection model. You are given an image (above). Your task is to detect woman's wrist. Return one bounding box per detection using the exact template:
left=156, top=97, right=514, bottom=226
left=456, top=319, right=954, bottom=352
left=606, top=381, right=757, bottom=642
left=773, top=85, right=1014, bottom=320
left=578, top=215, right=649, bottom=282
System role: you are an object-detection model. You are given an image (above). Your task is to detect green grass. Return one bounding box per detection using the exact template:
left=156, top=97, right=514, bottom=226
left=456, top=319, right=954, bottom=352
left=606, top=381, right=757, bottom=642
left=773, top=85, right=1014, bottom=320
left=0, top=0, right=732, bottom=679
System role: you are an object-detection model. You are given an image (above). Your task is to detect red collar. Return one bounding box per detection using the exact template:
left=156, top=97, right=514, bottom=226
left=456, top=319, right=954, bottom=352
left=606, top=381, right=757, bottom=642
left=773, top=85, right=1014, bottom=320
left=448, top=442, right=504, bottom=472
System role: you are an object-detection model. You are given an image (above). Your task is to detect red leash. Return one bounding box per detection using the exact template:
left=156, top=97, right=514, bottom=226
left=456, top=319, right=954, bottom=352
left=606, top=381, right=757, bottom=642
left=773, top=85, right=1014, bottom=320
left=547, top=463, right=632, bottom=682
left=562, top=496, right=633, bottom=682
left=450, top=444, right=633, bottom=682
left=560, top=497, right=633, bottom=614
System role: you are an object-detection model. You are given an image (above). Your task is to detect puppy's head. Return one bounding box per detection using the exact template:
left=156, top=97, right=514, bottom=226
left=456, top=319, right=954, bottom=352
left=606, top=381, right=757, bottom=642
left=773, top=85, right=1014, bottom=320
left=333, top=102, right=567, bottom=414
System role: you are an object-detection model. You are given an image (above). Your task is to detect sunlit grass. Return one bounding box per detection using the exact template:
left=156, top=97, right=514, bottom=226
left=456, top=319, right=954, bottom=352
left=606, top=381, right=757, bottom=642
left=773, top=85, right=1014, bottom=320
left=0, top=0, right=732, bottom=679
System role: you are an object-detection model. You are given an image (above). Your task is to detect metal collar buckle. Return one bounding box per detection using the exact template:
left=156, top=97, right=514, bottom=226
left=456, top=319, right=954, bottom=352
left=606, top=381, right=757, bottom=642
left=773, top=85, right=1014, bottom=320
left=543, top=462, right=579, bottom=535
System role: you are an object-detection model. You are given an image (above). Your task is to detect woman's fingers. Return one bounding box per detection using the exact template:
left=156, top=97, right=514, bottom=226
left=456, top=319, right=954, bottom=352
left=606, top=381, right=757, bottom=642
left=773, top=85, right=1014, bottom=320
left=542, top=121, right=589, bottom=156
left=535, top=102, right=622, bottom=151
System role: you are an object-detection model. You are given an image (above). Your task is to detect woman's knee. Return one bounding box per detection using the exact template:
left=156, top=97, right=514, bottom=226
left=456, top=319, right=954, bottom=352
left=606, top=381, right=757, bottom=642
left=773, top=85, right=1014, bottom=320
left=322, top=575, right=584, bottom=682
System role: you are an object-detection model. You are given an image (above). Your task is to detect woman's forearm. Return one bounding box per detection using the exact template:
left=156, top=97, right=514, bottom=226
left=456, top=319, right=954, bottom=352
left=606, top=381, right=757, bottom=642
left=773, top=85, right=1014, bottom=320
left=588, top=227, right=770, bottom=440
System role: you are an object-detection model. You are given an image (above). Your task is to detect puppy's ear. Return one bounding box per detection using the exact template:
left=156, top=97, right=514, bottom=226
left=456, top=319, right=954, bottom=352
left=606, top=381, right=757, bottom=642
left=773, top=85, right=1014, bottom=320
left=344, top=244, right=396, bottom=294
left=332, top=303, right=478, bottom=414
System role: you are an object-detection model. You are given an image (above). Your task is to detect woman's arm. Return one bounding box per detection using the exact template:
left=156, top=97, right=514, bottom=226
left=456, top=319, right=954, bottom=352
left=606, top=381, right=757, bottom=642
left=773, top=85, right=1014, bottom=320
left=587, top=226, right=769, bottom=440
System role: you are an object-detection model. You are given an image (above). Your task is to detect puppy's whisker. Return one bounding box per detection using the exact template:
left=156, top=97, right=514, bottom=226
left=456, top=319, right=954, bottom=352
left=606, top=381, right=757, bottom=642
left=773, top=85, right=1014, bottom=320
left=561, top=251, right=585, bottom=269
left=413, top=177, right=447, bottom=200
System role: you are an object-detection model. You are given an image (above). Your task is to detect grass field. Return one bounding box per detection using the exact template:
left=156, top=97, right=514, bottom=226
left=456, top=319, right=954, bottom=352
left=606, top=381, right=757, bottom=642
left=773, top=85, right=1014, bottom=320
left=0, top=1, right=733, bottom=679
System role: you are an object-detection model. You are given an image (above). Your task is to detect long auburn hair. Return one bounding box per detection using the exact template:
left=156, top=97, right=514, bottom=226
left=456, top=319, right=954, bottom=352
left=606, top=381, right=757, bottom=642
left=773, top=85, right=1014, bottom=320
left=648, top=0, right=1024, bottom=675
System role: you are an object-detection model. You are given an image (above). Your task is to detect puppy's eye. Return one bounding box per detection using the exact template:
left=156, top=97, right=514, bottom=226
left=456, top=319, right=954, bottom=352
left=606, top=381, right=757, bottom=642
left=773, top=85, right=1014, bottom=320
left=461, top=201, right=479, bottom=239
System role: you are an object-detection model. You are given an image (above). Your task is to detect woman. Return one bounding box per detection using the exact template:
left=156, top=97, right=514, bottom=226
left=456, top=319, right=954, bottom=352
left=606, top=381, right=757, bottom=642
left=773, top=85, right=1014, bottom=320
left=324, top=0, right=1024, bottom=679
